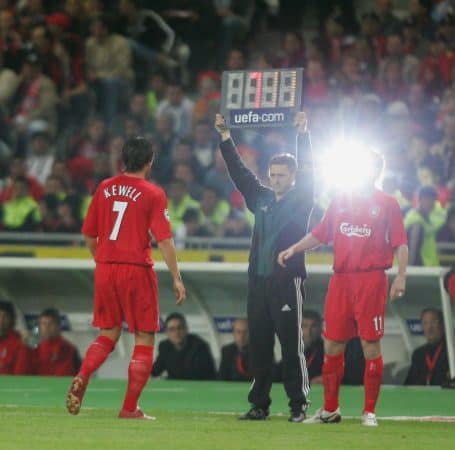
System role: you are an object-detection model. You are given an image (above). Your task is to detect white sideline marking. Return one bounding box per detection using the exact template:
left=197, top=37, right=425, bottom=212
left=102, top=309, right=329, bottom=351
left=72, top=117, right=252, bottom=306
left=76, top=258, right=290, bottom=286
left=0, top=388, right=49, bottom=392
left=207, top=411, right=455, bottom=423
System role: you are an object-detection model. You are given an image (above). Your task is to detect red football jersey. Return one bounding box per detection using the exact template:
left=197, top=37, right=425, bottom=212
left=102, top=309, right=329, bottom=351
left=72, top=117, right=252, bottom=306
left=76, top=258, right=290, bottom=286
left=312, top=189, right=407, bottom=273
left=82, top=175, right=172, bottom=266
left=0, top=330, right=31, bottom=375
left=32, top=336, right=80, bottom=376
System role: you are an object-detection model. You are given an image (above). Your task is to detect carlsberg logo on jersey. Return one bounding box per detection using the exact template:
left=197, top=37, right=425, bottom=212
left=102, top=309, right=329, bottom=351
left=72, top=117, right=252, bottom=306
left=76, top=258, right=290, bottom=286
left=340, top=222, right=372, bottom=238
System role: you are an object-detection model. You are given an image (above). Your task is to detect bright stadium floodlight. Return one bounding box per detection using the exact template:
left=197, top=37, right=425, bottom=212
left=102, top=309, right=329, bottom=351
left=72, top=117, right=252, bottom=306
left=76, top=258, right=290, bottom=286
left=319, top=138, right=380, bottom=193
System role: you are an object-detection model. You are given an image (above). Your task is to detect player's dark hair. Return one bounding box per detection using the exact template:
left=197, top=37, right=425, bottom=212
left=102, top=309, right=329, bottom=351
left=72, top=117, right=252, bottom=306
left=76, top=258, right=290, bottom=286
left=303, top=309, right=322, bottom=326
left=420, top=307, right=443, bottom=325
left=165, top=312, right=187, bottom=329
left=0, top=300, right=16, bottom=326
left=121, top=137, right=155, bottom=172
left=39, top=307, right=61, bottom=324
left=268, top=153, right=297, bottom=173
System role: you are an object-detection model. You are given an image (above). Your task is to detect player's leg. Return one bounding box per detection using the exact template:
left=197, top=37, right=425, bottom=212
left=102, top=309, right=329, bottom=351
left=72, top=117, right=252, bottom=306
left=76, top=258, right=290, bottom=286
left=67, top=264, right=121, bottom=415
left=67, top=326, right=120, bottom=415
left=271, top=276, right=309, bottom=422
left=306, top=274, right=354, bottom=423
left=360, top=339, right=382, bottom=426
left=242, top=277, right=275, bottom=420
left=118, top=265, right=160, bottom=420
left=356, top=271, right=388, bottom=426
left=119, top=331, right=155, bottom=420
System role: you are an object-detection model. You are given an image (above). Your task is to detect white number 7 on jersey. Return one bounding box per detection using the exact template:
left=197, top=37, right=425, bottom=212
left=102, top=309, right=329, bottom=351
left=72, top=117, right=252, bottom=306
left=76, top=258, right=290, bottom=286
left=109, top=201, right=128, bottom=240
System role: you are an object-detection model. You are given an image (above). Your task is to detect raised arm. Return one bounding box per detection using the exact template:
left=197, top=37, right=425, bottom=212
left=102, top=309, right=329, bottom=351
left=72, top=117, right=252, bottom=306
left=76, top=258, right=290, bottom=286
left=215, top=114, right=269, bottom=211
left=294, top=112, right=314, bottom=207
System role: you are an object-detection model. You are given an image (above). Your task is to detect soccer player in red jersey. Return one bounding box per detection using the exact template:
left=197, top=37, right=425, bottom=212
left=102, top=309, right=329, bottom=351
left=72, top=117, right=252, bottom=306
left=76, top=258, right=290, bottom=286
left=0, top=301, right=31, bottom=375
left=278, top=150, right=408, bottom=426
left=67, top=137, right=186, bottom=420
left=32, top=308, right=81, bottom=376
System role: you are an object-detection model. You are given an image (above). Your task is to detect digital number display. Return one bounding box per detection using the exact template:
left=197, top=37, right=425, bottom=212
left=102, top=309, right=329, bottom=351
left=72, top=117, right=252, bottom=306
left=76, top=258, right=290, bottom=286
left=221, top=68, right=303, bottom=128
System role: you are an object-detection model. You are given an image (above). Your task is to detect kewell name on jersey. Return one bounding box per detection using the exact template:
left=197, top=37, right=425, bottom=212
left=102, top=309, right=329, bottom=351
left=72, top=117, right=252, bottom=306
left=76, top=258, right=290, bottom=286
left=103, top=185, right=142, bottom=202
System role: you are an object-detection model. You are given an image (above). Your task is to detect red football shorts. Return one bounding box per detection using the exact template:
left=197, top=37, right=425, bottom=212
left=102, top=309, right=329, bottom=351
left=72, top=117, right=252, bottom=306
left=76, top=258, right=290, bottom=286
left=93, top=263, right=160, bottom=333
left=323, top=270, right=388, bottom=341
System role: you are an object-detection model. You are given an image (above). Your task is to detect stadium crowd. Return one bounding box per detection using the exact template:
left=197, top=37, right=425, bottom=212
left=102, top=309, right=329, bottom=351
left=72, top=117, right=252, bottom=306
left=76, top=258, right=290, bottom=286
left=0, top=0, right=454, bottom=266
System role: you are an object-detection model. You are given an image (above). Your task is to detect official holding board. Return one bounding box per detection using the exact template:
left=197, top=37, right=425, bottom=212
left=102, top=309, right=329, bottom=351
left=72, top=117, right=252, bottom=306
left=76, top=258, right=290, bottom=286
left=215, top=68, right=313, bottom=422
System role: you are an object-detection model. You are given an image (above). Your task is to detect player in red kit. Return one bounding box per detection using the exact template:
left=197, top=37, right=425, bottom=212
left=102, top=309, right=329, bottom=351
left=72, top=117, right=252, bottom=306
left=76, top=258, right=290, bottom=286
left=67, top=137, right=186, bottom=420
left=278, top=150, right=408, bottom=426
left=0, top=301, right=31, bottom=375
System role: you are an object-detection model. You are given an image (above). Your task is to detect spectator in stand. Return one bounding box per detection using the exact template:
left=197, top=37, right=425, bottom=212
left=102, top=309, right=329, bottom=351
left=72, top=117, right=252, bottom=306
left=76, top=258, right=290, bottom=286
left=222, top=209, right=251, bottom=239
left=173, top=138, right=202, bottom=176
left=0, top=51, right=19, bottom=113
left=0, top=8, right=26, bottom=73
left=204, top=149, right=235, bottom=201
left=174, top=208, right=204, bottom=249
left=0, top=300, right=31, bottom=375
left=1, top=176, right=41, bottom=231
left=174, top=162, right=203, bottom=200
left=0, top=158, right=44, bottom=203
left=192, top=119, right=217, bottom=173
left=126, top=93, right=154, bottom=134
left=151, top=113, right=176, bottom=185
left=402, top=17, right=429, bottom=58
left=25, top=120, right=55, bottom=186
left=156, top=80, right=194, bottom=137
left=377, top=59, right=407, bottom=103
left=379, top=33, right=419, bottom=85
left=408, top=0, right=434, bottom=38
left=167, top=178, right=200, bottom=233
left=67, top=116, right=109, bottom=185
left=146, top=70, right=169, bottom=116
left=405, top=307, right=449, bottom=385
left=281, top=30, right=305, bottom=69
left=226, top=47, right=247, bottom=71
left=405, top=186, right=446, bottom=266
left=30, top=23, right=67, bottom=93
left=214, top=0, right=253, bottom=66
left=219, top=318, right=251, bottom=381
left=430, top=112, right=455, bottom=183
left=197, top=186, right=230, bottom=237
left=360, top=12, right=386, bottom=60
left=46, top=11, right=89, bottom=127
left=152, top=312, right=216, bottom=380
left=373, top=0, right=401, bottom=36
left=192, top=71, right=220, bottom=124
left=156, top=0, right=218, bottom=78
left=85, top=15, right=133, bottom=124
left=437, top=206, right=455, bottom=243
left=11, top=51, right=58, bottom=140
left=415, top=161, right=451, bottom=208
left=304, top=59, right=329, bottom=105
left=116, top=0, right=176, bottom=73
left=32, top=307, right=81, bottom=376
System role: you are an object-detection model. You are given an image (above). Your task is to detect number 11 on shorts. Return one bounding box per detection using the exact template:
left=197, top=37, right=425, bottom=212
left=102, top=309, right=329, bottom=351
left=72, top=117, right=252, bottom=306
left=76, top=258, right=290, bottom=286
left=373, top=316, right=383, bottom=333
left=110, top=201, right=128, bottom=240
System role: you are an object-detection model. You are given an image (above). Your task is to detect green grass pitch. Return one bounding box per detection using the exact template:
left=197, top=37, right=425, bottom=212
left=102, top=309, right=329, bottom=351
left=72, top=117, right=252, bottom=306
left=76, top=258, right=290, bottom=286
left=0, top=376, right=454, bottom=450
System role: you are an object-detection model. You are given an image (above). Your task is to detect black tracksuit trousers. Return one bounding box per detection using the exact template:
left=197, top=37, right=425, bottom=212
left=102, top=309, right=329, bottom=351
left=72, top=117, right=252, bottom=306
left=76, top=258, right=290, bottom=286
left=247, top=274, right=309, bottom=412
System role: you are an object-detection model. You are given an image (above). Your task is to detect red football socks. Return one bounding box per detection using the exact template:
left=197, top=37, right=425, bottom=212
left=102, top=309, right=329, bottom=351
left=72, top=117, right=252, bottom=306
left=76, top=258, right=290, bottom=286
left=122, top=345, right=154, bottom=413
left=323, top=353, right=345, bottom=412
left=79, top=336, right=116, bottom=380
left=363, top=355, right=384, bottom=414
